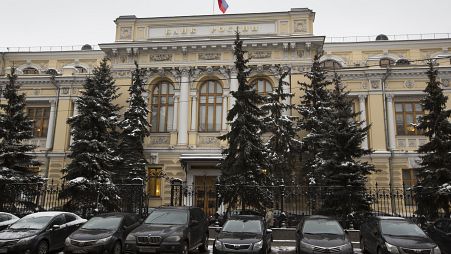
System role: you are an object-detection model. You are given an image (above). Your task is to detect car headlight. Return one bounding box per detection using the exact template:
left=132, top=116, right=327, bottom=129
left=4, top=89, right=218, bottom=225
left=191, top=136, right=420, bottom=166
left=433, top=246, right=441, bottom=254
left=126, top=234, right=136, bottom=242
left=214, top=240, right=224, bottom=251
left=385, top=242, right=400, bottom=254
left=299, top=240, right=315, bottom=251
left=164, top=236, right=182, bottom=242
left=253, top=240, right=263, bottom=250
left=339, top=243, right=353, bottom=254
left=65, top=237, right=71, bottom=246
left=17, top=236, right=35, bottom=245
left=96, top=236, right=112, bottom=245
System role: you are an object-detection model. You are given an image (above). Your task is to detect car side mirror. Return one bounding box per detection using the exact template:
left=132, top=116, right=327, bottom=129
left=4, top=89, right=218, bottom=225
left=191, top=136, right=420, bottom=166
left=52, top=225, right=60, bottom=230
left=266, top=229, right=272, bottom=234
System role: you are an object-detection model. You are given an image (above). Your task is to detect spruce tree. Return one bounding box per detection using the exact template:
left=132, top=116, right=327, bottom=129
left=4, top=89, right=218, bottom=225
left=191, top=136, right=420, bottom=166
left=117, top=62, right=151, bottom=182
left=262, top=69, right=300, bottom=184
left=297, top=54, right=333, bottom=187
left=60, top=58, right=121, bottom=214
left=317, top=74, right=374, bottom=223
left=0, top=68, right=43, bottom=207
left=218, top=31, right=273, bottom=212
left=415, top=61, right=451, bottom=219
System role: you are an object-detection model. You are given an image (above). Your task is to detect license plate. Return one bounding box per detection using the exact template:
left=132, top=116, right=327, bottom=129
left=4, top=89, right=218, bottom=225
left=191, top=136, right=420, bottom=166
left=139, top=246, right=157, bottom=253
left=0, top=248, right=6, bottom=254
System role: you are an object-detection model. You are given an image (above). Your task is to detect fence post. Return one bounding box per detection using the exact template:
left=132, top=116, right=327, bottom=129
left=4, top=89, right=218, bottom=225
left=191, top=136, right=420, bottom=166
left=215, top=182, right=220, bottom=226
left=280, top=184, right=286, bottom=227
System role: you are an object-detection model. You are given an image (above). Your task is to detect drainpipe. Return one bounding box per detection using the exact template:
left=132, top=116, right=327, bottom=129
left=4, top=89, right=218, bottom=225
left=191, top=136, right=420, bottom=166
left=380, top=67, right=397, bottom=215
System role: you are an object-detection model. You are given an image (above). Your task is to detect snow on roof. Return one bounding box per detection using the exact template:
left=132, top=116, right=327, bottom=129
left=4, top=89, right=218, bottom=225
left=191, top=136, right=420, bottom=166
left=23, top=211, right=66, bottom=218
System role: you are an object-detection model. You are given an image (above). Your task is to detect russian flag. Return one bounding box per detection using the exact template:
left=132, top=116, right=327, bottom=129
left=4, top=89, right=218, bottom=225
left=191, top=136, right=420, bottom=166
left=218, top=0, right=229, bottom=13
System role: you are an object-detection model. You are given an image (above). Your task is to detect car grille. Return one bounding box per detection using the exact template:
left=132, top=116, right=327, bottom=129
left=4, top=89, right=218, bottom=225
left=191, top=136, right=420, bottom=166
left=401, top=248, right=431, bottom=254
left=0, top=240, right=18, bottom=248
left=137, top=236, right=161, bottom=245
left=71, top=239, right=97, bottom=247
left=224, top=243, right=251, bottom=250
left=313, top=246, right=341, bottom=253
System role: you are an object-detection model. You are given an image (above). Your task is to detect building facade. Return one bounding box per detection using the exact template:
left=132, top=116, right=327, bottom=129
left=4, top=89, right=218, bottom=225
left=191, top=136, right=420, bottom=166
left=1, top=8, right=450, bottom=210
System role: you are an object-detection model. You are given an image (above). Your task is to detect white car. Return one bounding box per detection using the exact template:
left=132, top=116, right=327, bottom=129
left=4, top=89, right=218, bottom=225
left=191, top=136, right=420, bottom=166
left=0, top=212, right=19, bottom=231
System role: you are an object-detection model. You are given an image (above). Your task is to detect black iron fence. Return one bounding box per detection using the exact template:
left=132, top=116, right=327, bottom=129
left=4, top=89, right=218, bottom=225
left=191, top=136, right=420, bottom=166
left=1, top=180, right=422, bottom=228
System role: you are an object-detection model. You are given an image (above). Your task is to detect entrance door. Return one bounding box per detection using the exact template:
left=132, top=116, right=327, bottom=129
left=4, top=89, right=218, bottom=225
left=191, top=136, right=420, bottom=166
left=194, top=176, right=216, bottom=217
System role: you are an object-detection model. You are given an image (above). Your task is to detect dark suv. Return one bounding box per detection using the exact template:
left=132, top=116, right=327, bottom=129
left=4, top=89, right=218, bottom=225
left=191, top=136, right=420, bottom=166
left=124, top=207, right=209, bottom=254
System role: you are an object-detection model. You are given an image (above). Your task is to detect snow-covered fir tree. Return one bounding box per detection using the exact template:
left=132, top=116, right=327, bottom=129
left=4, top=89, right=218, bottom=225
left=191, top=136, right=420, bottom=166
left=218, top=32, right=273, bottom=212
left=60, top=58, right=122, bottom=213
left=316, top=74, right=375, bottom=221
left=0, top=68, right=43, bottom=205
left=262, top=68, right=300, bottom=185
left=117, top=62, right=151, bottom=182
left=414, top=60, right=451, bottom=219
left=296, top=54, right=333, bottom=187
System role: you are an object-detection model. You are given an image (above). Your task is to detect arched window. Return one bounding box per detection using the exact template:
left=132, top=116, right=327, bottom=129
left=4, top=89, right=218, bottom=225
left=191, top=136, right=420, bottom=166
left=396, top=59, right=410, bottom=66
left=321, top=60, right=342, bottom=70
left=198, top=80, right=223, bottom=132
left=380, top=58, right=395, bottom=68
left=22, top=67, right=39, bottom=75
left=151, top=81, right=174, bottom=132
left=251, top=78, right=273, bottom=96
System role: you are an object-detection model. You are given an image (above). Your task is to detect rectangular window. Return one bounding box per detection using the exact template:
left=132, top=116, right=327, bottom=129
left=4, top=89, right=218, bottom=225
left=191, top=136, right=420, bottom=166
left=395, top=102, right=424, bottom=135
left=147, top=168, right=162, bottom=198
left=402, top=168, right=419, bottom=206
left=27, top=107, right=50, bottom=138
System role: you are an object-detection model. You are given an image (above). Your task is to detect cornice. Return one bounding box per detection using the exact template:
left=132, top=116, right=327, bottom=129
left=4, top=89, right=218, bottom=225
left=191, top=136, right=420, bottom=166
left=324, top=38, right=451, bottom=51
left=2, top=50, right=104, bottom=58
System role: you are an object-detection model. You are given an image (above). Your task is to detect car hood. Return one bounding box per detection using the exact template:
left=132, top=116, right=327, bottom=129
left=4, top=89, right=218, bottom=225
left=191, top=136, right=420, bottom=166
left=302, top=234, right=349, bottom=247
left=383, top=235, right=436, bottom=249
left=0, top=229, right=41, bottom=240
left=131, top=224, right=185, bottom=238
left=217, top=232, right=263, bottom=244
left=69, top=229, right=115, bottom=241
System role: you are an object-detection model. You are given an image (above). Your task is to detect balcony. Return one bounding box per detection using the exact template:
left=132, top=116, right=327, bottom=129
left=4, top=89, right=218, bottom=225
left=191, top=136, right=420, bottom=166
left=396, top=136, right=428, bottom=151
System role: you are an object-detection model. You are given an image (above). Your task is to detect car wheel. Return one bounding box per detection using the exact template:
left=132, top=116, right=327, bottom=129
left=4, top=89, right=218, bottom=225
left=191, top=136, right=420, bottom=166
left=113, top=241, right=121, bottom=254
left=198, top=234, right=208, bottom=252
left=36, top=241, right=48, bottom=254
left=182, top=241, right=189, bottom=254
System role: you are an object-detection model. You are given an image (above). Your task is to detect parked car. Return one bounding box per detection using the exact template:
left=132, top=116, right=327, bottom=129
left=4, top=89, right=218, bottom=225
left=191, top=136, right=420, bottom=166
left=295, top=215, right=353, bottom=254
left=427, top=218, right=451, bottom=254
left=64, top=212, right=141, bottom=254
left=360, top=216, right=441, bottom=254
left=0, top=212, right=19, bottom=231
left=213, top=215, right=272, bottom=254
left=0, top=211, right=86, bottom=254
left=124, top=206, right=209, bottom=254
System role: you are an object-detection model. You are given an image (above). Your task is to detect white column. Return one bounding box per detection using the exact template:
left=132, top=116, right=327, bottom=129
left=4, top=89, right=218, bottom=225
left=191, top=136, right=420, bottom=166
left=359, top=95, right=369, bottom=150
left=70, top=99, right=79, bottom=145
left=190, top=94, right=197, bottom=131
left=178, top=68, right=190, bottom=145
left=222, top=93, right=228, bottom=131
left=386, top=94, right=396, bottom=150
left=172, top=94, right=179, bottom=132
left=229, top=70, right=238, bottom=110
left=282, top=72, right=291, bottom=116
left=45, top=99, right=57, bottom=149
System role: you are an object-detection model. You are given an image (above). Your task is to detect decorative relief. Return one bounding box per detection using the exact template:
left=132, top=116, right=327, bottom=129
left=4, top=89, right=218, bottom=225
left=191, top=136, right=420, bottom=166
left=442, top=79, right=449, bottom=87
left=120, top=27, right=132, bottom=40
left=61, top=87, right=70, bottom=95
left=294, top=20, right=308, bottom=33
left=199, top=136, right=220, bottom=145
left=370, top=80, right=381, bottom=89
left=150, top=54, right=172, bottom=62
left=249, top=51, right=272, bottom=59
left=198, top=53, right=221, bottom=61
left=408, top=139, right=417, bottom=147
left=361, top=81, right=369, bottom=89
left=419, top=139, right=428, bottom=146
left=397, top=139, right=406, bottom=148
left=113, top=70, right=132, bottom=79
left=404, top=80, right=415, bottom=89
left=297, top=50, right=304, bottom=58
left=149, top=136, right=170, bottom=145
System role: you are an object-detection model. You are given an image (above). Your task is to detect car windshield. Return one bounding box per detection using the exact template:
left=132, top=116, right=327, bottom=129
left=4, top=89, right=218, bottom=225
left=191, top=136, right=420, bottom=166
left=10, top=216, right=53, bottom=230
left=144, top=210, right=188, bottom=225
left=0, top=214, right=11, bottom=222
left=381, top=220, right=427, bottom=237
left=81, top=216, right=123, bottom=230
left=303, top=219, right=344, bottom=235
left=222, top=220, right=262, bottom=234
